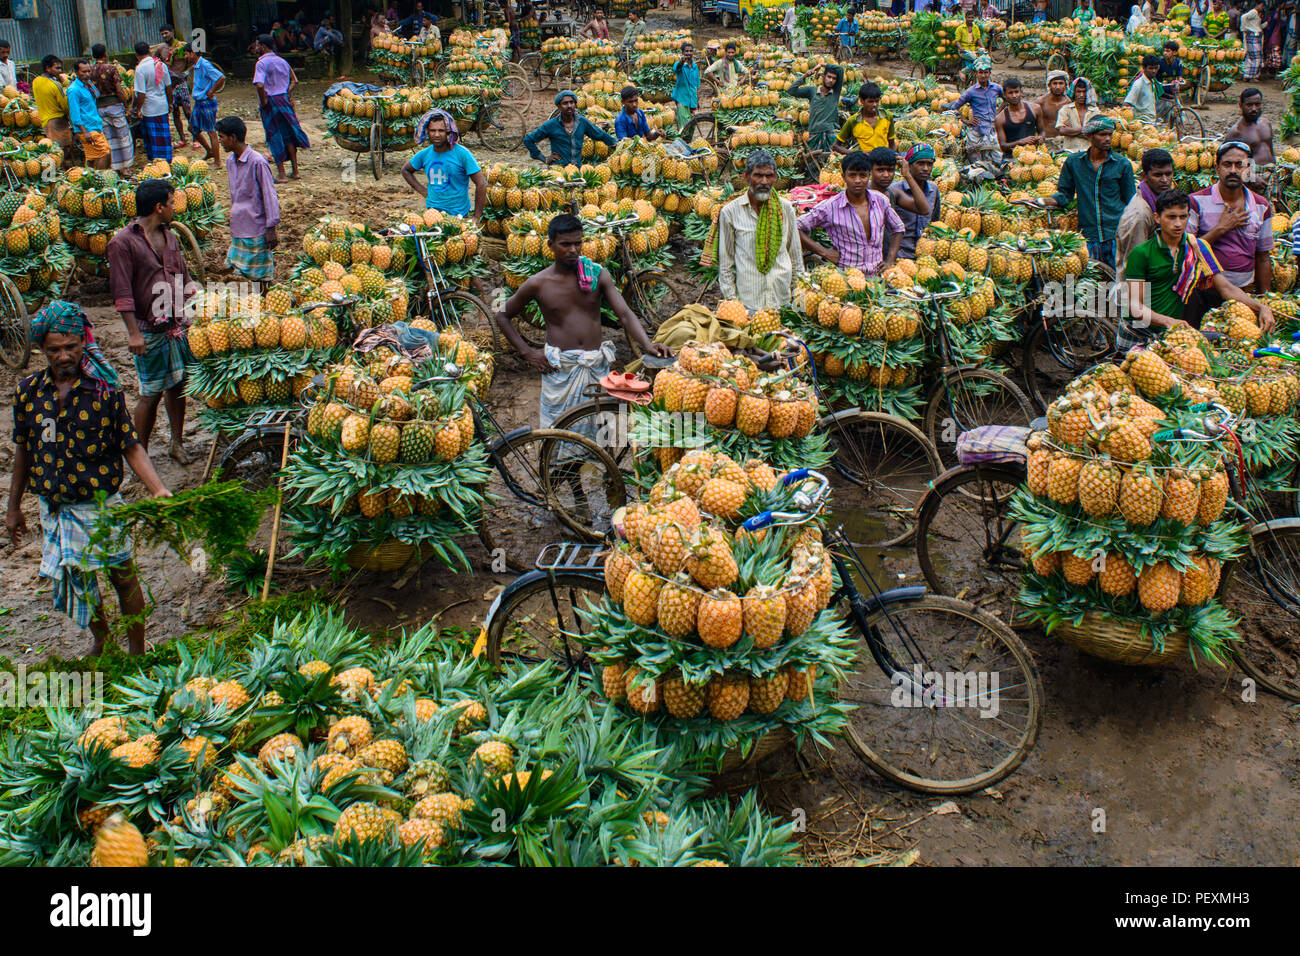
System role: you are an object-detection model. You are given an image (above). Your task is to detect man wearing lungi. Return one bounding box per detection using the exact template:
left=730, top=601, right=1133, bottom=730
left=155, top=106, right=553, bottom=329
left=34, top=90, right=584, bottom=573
left=492, top=213, right=671, bottom=428
left=218, top=115, right=281, bottom=290
left=132, top=41, right=173, bottom=162
left=91, top=45, right=135, bottom=174
left=6, top=302, right=171, bottom=656
left=185, top=43, right=226, bottom=164
left=67, top=59, right=111, bottom=171
left=253, top=35, right=310, bottom=183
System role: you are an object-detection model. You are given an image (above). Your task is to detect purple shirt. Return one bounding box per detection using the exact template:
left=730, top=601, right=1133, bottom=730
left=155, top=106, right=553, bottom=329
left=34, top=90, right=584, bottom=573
left=226, top=147, right=281, bottom=238
left=253, top=52, right=292, bottom=96
left=797, top=190, right=904, bottom=274
left=1187, top=183, right=1274, bottom=277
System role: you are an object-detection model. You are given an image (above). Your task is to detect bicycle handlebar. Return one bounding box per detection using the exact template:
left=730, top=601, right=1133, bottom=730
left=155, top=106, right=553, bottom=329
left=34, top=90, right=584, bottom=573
left=1151, top=402, right=1235, bottom=443
left=298, top=294, right=357, bottom=311
left=894, top=281, right=963, bottom=302
left=741, top=469, right=829, bottom=530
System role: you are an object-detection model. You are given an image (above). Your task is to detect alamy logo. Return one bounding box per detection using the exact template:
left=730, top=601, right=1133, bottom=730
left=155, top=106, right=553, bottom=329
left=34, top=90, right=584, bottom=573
left=890, top=666, right=1001, bottom=718
left=50, top=887, right=151, bottom=936
left=0, top=666, right=103, bottom=713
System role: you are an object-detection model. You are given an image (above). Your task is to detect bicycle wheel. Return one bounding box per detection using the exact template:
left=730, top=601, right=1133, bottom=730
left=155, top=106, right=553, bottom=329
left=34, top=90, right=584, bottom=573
left=1218, top=520, right=1300, bottom=702
left=171, top=221, right=206, bottom=284
left=503, top=64, right=533, bottom=109
left=369, top=121, right=384, bottom=181
left=484, top=428, right=625, bottom=572
left=1044, top=53, right=1068, bottom=76
left=549, top=397, right=631, bottom=476
left=820, top=410, right=943, bottom=548
left=1171, top=105, right=1203, bottom=138
left=697, top=78, right=719, bottom=112
left=1022, top=310, right=1118, bottom=413
left=914, top=463, right=1031, bottom=630
left=486, top=570, right=606, bottom=670
left=0, top=272, right=31, bottom=371
left=411, top=59, right=426, bottom=84
left=840, top=593, right=1043, bottom=794
left=218, top=430, right=288, bottom=492
left=518, top=52, right=544, bottom=89
left=624, top=272, right=684, bottom=343
left=429, top=288, right=499, bottom=353
left=923, top=369, right=1035, bottom=469
left=1194, top=66, right=1211, bottom=107
left=476, top=102, right=528, bottom=152
left=681, top=113, right=718, bottom=147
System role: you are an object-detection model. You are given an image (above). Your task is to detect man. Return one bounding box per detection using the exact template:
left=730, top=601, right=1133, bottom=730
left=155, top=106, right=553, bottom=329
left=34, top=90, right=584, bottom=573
left=397, top=1, right=430, bottom=36
left=835, top=12, right=860, bottom=58
left=218, top=116, right=281, bottom=292
left=90, top=45, right=134, bottom=174
left=1224, top=88, right=1274, bottom=187
left=798, top=149, right=904, bottom=275
left=1055, top=77, right=1102, bottom=152
left=615, top=86, right=662, bottom=141
left=1072, top=0, right=1097, bottom=22
left=158, top=25, right=191, bottom=148
left=1189, top=0, right=1210, bottom=34
left=1122, top=189, right=1273, bottom=350
left=705, top=42, right=749, bottom=87
left=106, top=179, right=197, bottom=464
left=1206, top=0, right=1230, bottom=34
left=889, top=144, right=940, bottom=260
left=866, top=146, right=898, bottom=195
left=623, top=10, right=647, bottom=48
left=995, top=76, right=1042, bottom=156
left=186, top=43, right=226, bottom=165
left=1123, top=54, right=1163, bottom=125
left=524, top=91, right=616, bottom=165
left=7, top=302, right=172, bottom=657
left=955, top=7, right=984, bottom=70
left=1157, top=39, right=1186, bottom=97
left=789, top=63, right=844, bottom=154
left=132, top=41, right=173, bottom=162
left=66, top=59, right=110, bottom=172
left=315, top=13, right=346, bottom=54
left=493, top=213, right=669, bottom=427
left=1241, top=0, right=1264, bottom=78
left=33, top=56, right=71, bottom=152
left=1118, top=148, right=1176, bottom=277
left=402, top=110, right=486, bottom=220
left=782, top=5, right=798, bottom=46
left=715, top=150, right=804, bottom=311
left=944, top=56, right=1002, bottom=161
left=1045, top=116, right=1136, bottom=269
left=1035, top=70, right=1072, bottom=145
left=582, top=9, right=611, bottom=38
left=1187, top=141, right=1274, bottom=292
left=835, top=83, right=894, bottom=154
left=416, top=14, right=441, bottom=44
left=253, top=35, right=310, bottom=182
left=671, top=44, right=701, bottom=129
left=0, top=40, right=16, bottom=90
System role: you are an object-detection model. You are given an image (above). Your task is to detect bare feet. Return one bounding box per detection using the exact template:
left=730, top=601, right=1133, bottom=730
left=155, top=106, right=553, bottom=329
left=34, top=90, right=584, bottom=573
left=169, top=440, right=191, bottom=465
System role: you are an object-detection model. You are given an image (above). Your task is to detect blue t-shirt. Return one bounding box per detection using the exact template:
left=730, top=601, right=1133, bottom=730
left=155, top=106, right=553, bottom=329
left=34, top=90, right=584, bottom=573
left=615, top=107, right=651, bottom=140
left=672, top=61, right=700, bottom=110
left=409, top=142, right=481, bottom=215
left=836, top=17, right=859, bottom=46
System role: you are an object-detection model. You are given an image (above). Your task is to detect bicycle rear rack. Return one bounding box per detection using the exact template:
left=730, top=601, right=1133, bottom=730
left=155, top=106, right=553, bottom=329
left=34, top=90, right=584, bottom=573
left=244, top=408, right=302, bottom=431
left=534, top=541, right=607, bottom=571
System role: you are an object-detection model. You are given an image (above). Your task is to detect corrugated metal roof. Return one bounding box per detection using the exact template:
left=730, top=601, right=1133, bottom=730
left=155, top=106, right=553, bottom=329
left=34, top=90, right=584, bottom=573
left=0, top=0, right=81, bottom=63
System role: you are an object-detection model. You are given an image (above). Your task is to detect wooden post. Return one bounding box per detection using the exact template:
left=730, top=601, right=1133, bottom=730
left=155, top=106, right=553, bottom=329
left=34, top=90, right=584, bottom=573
left=339, top=0, right=355, bottom=73
left=260, top=425, right=294, bottom=601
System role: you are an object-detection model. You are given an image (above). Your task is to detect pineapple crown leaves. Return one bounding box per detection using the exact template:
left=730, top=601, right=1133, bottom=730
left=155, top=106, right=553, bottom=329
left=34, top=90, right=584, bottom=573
left=318, top=832, right=431, bottom=868
left=459, top=758, right=590, bottom=863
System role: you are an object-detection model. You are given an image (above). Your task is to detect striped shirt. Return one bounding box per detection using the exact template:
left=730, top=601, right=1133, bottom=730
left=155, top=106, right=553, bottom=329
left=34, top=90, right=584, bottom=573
left=797, top=190, right=904, bottom=274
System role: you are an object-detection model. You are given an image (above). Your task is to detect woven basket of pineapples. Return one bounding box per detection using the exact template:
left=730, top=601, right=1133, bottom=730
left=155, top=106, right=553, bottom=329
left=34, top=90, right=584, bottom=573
left=584, top=452, right=857, bottom=770
left=281, top=334, right=492, bottom=572
left=1012, top=336, right=1254, bottom=666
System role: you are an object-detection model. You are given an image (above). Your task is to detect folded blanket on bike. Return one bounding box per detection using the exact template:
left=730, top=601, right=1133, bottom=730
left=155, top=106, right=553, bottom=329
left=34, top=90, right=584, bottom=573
left=623, top=304, right=760, bottom=374
left=353, top=322, right=439, bottom=364
left=956, top=425, right=1031, bottom=465
left=541, top=342, right=615, bottom=429
left=320, top=81, right=384, bottom=111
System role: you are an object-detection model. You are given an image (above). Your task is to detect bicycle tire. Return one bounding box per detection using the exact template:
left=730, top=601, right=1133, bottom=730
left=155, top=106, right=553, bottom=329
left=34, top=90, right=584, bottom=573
left=411, top=59, right=426, bottom=84
left=1044, top=53, right=1068, bottom=77
left=1218, top=519, right=1300, bottom=703
left=549, top=397, right=631, bottom=476
left=923, top=368, right=1035, bottom=469
left=428, top=288, right=500, bottom=353
left=624, top=272, right=685, bottom=344
left=518, top=52, right=544, bottom=89
left=171, top=220, right=206, bottom=285
left=369, top=121, right=384, bottom=181
left=485, top=569, right=606, bottom=670
left=503, top=63, right=534, bottom=109
left=0, top=272, right=31, bottom=371
left=1022, top=310, right=1118, bottom=413
left=218, top=430, right=289, bottom=493
left=1173, top=105, right=1203, bottom=138
left=681, top=113, right=719, bottom=147
left=841, top=593, right=1043, bottom=794
left=476, top=102, right=528, bottom=152
left=819, top=410, right=942, bottom=548
left=914, top=463, right=1032, bottom=630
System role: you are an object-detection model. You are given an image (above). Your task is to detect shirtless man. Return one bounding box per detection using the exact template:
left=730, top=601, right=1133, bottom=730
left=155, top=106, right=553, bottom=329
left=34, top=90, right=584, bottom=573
left=493, top=213, right=671, bottom=427
left=1223, top=87, right=1275, bottom=191
left=1035, top=70, right=1071, bottom=144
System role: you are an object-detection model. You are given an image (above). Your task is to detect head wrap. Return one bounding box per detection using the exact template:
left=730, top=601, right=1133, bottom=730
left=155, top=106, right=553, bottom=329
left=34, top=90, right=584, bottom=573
left=555, top=90, right=577, bottom=106
left=973, top=54, right=993, bottom=71
left=1083, top=115, right=1116, bottom=135
left=1046, top=69, right=1069, bottom=86
left=905, top=143, right=936, bottom=163
left=1072, top=76, right=1098, bottom=107
left=31, top=301, right=120, bottom=393
left=416, top=108, right=459, bottom=147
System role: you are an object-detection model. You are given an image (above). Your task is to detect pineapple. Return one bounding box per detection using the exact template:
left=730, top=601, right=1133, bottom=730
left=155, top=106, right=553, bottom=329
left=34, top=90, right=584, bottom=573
left=1138, top=561, right=1181, bottom=613
left=398, top=419, right=435, bottom=463
left=340, top=414, right=370, bottom=453
left=1077, top=458, right=1120, bottom=517
left=91, top=814, right=148, bottom=867
left=622, top=565, right=663, bottom=627
left=748, top=671, right=790, bottom=714
left=662, top=670, right=706, bottom=718
left=1119, top=467, right=1163, bottom=526
left=471, top=740, right=514, bottom=776
left=357, top=739, right=409, bottom=776
left=624, top=667, right=661, bottom=714
left=1180, top=554, right=1221, bottom=605
left=698, top=477, right=746, bottom=520
left=1160, top=468, right=1200, bottom=526
left=705, top=674, right=749, bottom=721
left=696, top=588, right=742, bottom=648
left=601, top=660, right=628, bottom=702
left=327, top=715, right=373, bottom=755
left=1060, top=551, right=1095, bottom=586
left=735, top=392, right=771, bottom=436
left=1046, top=453, right=1082, bottom=505
left=1197, top=468, right=1229, bottom=525
left=704, top=386, right=737, bottom=427
left=784, top=665, right=816, bottom=701
left=783, top=574, right=818, bottom=639
left=742, top=584, right=787, bottom=649
left=656, top=572, right=701, bottom=637
left=1124, top=350, right=1176, bottom=399
left=336, top=803, right=399, bottom=844
left=685, top=525, right=739, bottom=590
left=411, top=793, right=465, bottom=830
left=1097, top=552, right=1137, bottom=597
left=604, top=545, right=636, bottom=602
left=258, top=733, right=303, bottom=768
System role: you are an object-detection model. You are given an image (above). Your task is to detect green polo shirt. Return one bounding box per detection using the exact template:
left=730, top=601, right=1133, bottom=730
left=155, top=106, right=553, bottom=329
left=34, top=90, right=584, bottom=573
left=790, top=80, right=843, bottom=139
left=1123, top=232, right=1221, bottom=328
left=1052, top=148, right=1136, bottom=244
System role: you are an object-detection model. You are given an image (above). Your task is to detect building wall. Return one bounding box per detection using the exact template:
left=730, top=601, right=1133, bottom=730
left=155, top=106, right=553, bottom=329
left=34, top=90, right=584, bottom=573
left=0, top=0, right=191, bottom=65
left=103, top=2, right=172, bottom=55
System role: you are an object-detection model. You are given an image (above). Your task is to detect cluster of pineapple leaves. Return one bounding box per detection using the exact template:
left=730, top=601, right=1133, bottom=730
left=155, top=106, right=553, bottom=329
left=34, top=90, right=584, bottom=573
left=628, top=405, right=833, bottom=472
left=0, top=607, right=803, bottom=867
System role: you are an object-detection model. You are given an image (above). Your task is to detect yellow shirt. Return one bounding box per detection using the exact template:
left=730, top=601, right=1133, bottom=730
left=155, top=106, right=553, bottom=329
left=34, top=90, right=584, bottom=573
left=33, top=75, right=68, bottom=124
left=955, top=23, right=982, bottom=52
left=837, top=111, right=893, bottom=152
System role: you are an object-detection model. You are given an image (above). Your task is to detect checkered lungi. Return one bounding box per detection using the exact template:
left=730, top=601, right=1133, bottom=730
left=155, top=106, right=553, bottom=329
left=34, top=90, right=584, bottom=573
left=172, top=79, right=192, bottom=109
left=98, top=101, right=134, bottom=171
left=259, top=93, right=310, bottom=165
left=1245, top=32, right=1263, bottom=79
left=133, top=329, right=191, bottom=396
left=192, top=96, right=218, bottom=134
left=226, top=235, right=274, bottom=281
left=140, top=112, right=173, bottom=161
left=38, top=494, right=132, bottom=628
left=1116, top=319, right=1155, bottom=353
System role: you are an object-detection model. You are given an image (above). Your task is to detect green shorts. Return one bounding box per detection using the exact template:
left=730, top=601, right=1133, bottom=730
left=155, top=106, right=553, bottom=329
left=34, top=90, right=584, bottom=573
left=134, top=330, right=191, bottom=397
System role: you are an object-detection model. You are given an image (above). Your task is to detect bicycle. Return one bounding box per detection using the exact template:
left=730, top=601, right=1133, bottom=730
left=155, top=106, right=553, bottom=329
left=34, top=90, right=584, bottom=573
left=389, top=224, right=500, bottom=352
left=1157, top=78, right=1205, bottom=138
left=1259, top=161, right=1295, bottom=217
left=483, top=468, right=1044, bottom=794
left=459, top=89, right=529, bottom=153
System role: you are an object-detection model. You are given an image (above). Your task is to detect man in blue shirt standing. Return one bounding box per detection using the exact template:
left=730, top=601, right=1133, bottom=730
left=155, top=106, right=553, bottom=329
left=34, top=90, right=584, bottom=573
left=944, top=56, right=1003, bottom=162
left=836, top=12, right=859, bottom=58
left=185, top=43, right=226, bottom=164
left=67, top=59, right=110, bottom=170
left=671, top=43, right=701, bottom=130
left=614, top=86, right=662, bottom=141
left=401, top=110, right=487, bottom=220
left=524, top=91, right=616, bottom=165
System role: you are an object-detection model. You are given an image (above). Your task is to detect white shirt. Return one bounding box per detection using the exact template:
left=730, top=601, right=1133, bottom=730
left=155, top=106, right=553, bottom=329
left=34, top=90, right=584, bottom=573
left=782, top=6, right=796, bottom=29
left=0, top=58, right=15, bottom=89
left=717, top=195, right=804, bottom=312
left=1190, top=0, right=1208, bottom=28
left=1241, top=8, right=1261, bottom=33
left=133, top=56, right=172, bottom=117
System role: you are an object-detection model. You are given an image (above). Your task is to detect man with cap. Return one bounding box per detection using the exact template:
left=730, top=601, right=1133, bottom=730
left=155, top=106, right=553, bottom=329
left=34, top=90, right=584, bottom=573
left=712, top=150, right=804, bottom=311
left=524, top=92, right=617, bottom=165
left=6, top=301, right=172, bottom=657
left=1054, top=77, right=1102, bottom=152
left=798, top=148, right=903, bottom=275
left=1187, top=140, right=1275, bottom=293
left=789, top=63, right=844, bottom=154
left=1036, top=70, right=1072, bottom=145
left=889, top=144, right=941, bottom=260
left=1044, top=115, right=1136, bottom=269
left=253, top=34, right=310, bottom=183
left=944, top=55, right=1002, bottom=162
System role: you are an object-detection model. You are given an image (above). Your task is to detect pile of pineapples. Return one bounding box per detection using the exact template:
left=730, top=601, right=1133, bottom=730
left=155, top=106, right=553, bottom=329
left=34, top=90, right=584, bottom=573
left=482, top=162, right=619, bottom=238
left=54, top=166, right=133, bottom=261
left=587, top=454, right=856, bottom=764
left=0, top=608, right=803, bottom=866
left=322, top=85, right=434, bottom=151
left=606, top=135, right=719, bottom=217
left=501, top=203, right=671, bottom=290
left=1013, top=331, right=1258, bottom=662
left=0, top=186, right=69, bottom=306
left=0, top=88, right=43, bottom=142
left=0, top=133, right=62, bottom=188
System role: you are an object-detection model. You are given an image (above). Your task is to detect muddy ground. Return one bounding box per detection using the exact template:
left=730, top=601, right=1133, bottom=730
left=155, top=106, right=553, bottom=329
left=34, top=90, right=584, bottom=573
left=2, top=9, right=1298, bottom=865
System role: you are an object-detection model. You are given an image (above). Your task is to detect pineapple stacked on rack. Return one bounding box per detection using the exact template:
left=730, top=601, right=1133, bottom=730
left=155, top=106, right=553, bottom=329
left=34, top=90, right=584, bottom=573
left=1012, top=329, right=1255, bottom=663
left=501, top=201, right=671, bottom=291
left=481, top=162, right=617, bottom=238
left=322, top=85, right=434, bottom=152
left=282, top=333, right=492, bottom=571
left=605, top=136, right=720, bottom=223
left=55, top=167, right=131, bottom=271
left=0, top=134, right=63, bottom=189
left=0, top=87, right=43, bottom=142
left=586, top=456, right=856, bottom=768
left=145, top=156, right=226, bottom=245
left=369, top=31, right=443, bottom=83
left=0, top=186, right=69, bottom=309
left=629, top=31, right=695, bottom=102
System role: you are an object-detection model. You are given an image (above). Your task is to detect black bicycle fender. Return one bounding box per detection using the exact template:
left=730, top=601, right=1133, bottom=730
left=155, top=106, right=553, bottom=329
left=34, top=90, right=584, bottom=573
left=856, top=585, right=927, bottom=616
left=488, top=425, right=535, bottom=452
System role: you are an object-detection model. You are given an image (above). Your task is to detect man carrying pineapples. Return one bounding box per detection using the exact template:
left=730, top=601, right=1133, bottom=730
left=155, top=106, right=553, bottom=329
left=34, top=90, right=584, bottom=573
left=106, top=178, right=199, bottom=465
left=217, top=116, right=280, bottom=292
